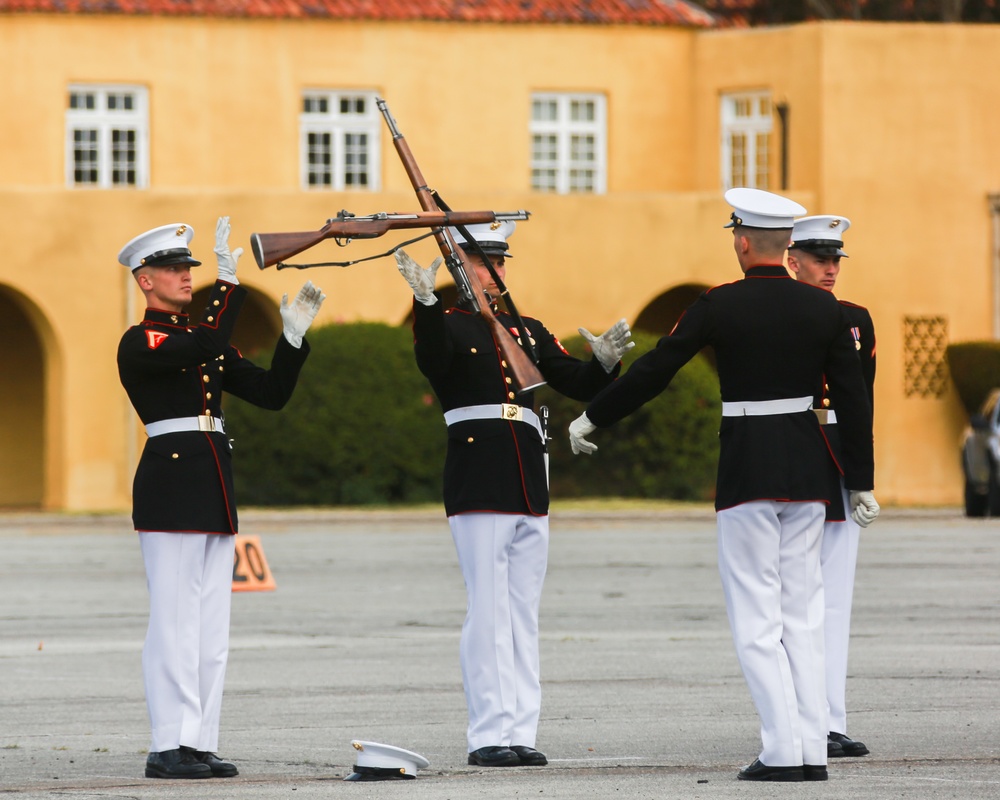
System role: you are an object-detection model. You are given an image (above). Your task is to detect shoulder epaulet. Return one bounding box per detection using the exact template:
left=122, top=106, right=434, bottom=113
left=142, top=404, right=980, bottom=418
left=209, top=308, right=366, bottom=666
left=838, top=298, right=869, bottom=311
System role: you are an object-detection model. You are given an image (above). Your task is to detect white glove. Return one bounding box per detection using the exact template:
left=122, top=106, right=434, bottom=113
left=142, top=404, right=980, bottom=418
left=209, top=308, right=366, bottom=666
left=849, top=490, right=880, bottom=528
left=395, top=249, right=442, bottom=307
left=579, top=318, right=636, bottom=373
left=569, top=412, right=599, bottom=455
left=214, top=216, right=243, bottom=285
left=280, top=280, right=326, bottom=349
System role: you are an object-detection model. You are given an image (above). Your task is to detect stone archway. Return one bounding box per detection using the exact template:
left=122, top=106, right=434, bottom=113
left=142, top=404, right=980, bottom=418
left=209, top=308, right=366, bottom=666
left=0, top=288, right=50, bottom=507
left=634, top=283, right=716, bottom=369
left=188, top=284, right=281, bottom=359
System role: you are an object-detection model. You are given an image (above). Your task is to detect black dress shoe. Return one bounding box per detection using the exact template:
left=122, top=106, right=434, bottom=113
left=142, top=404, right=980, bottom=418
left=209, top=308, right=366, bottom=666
left=144, top=748, right=213, bottom=779
left=828, top=737, right=845, bottom=757
left=829, top=732, right=869, bottom=757
left=467, top=746, right=520, bottom=767
left=737, top=759, right=805, bottom=782
left=510, top=746, right=548, bottom=766
left=803, top=764, right=828, bottom=781
left=181, top=746, right=239, bottom=777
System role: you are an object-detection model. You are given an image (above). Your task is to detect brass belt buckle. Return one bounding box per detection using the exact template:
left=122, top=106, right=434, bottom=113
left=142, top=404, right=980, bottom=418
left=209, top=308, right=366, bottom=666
left=198, top=415, right=217, bottom=432
left=501, top=403, right=523, bottom=422
left=813, top=408, right=829, bottom=425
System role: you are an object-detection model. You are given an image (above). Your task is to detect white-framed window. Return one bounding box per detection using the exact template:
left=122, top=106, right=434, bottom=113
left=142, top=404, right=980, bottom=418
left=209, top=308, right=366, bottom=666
left=530, top=92, right=606, bottom=194
left=300, top=90, right=381, bottom=191
left=720, top=91, right=772, bottom=190
left=65, top=84, right=149, bottom=189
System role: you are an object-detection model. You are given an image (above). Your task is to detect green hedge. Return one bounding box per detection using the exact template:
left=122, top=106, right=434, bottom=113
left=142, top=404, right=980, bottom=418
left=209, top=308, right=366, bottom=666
left=223, top=323, right=721, bottom=506
left=537, top=331, right=720, bottom=502
left=223, top=322, right=445, bottom=506
left=946, top=341, right=1000, bottom=416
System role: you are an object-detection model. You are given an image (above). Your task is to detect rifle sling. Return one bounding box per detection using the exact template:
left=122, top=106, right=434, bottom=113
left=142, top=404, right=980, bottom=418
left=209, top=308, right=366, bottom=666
left=276, top=230, right=438, bottom=270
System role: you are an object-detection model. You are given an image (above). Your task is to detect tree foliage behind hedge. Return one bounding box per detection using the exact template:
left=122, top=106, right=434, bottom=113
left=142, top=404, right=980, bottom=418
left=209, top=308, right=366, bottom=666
left=946, top=341, right=1000, bottom=416
left=537, top=331, right=720, bottom=502
left=223, top=323, right=722, bottom=506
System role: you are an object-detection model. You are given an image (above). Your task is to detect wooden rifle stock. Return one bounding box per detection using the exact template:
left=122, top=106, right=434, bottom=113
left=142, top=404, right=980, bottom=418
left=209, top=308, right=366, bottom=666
left=376, top=98, right=546, bottom=395
left=251, top=210, right=529, bottom=269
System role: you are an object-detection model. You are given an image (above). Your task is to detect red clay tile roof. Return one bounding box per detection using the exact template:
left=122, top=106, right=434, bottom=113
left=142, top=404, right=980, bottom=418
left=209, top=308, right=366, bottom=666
left=0, top=0, right=717, bottom=26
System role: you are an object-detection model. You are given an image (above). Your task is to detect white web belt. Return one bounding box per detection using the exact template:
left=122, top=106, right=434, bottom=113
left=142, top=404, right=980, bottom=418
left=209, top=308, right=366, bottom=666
left=444, top=404, right=543, bottom=438
left=145, top=416, right=225, bottom=437
left=720, top=396, right=814, bottom=417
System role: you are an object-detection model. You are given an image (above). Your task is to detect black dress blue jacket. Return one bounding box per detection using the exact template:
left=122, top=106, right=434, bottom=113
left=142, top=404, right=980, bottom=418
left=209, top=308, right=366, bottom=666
left=117, top=280, right=309, bottom=534
left=411, top=296, right=618, bottom=516
left=586, top=266, right=874, bottom=512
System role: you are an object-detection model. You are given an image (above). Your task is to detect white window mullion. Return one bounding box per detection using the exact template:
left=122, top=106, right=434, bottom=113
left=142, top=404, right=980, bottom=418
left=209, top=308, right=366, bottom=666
left=98, top=124, right=111, bottom=187
left=331, top=130, right=345, bottom=190
left=558, top=126, right=570, bottom=194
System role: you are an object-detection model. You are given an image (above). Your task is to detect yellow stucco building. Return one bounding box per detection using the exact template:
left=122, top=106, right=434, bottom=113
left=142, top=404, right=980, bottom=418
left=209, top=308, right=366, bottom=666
left=1, top=5, right=996, bottom=511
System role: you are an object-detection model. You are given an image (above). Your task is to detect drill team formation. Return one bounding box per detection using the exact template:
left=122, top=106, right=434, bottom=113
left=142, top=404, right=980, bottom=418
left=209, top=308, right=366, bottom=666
left=116, top=101, right=878, bottom=783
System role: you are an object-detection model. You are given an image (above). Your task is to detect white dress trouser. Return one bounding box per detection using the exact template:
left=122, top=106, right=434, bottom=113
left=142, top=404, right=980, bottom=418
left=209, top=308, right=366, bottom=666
left=139, top=532, right=235, bottom=754
left=717, top=500, right=828, bottom=767
left=449, top=513, right=549, bottom=752
left=821, top=481, right=861, bottom=736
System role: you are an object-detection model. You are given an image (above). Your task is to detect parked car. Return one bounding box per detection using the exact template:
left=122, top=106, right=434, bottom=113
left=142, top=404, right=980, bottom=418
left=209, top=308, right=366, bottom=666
left=961, top=388, right=1000, bottom=517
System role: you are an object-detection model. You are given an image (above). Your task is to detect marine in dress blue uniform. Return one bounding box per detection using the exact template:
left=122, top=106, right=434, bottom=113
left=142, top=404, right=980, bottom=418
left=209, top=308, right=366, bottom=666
left=569, top=189, right=879, bottom=782
left=395, top=221, right=633, bottom=768
left=788, top=214, right=876, bottom=758
left=117, top=218, right=324, bottom=779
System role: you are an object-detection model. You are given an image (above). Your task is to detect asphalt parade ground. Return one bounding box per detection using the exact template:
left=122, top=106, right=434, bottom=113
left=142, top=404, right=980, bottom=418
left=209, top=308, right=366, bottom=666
left=1, top=503, right=998, bottom=799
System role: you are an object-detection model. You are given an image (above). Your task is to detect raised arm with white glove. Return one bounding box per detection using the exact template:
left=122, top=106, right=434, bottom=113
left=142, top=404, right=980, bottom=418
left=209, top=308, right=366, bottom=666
left=579, top=318, right=635, bottom=373
left=395, top=249, right=442, bottom=307
left=849, top=490, right=880, bottom=527
left=280, top=280, right=326, bottom=349
left=214, top=216, right=243, bottom=285
left=569, top=412, right=599, bottom=455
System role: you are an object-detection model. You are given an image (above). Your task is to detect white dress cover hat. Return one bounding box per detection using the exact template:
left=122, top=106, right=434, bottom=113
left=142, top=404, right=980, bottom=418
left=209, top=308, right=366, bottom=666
left=343, top=740, right=430, bottom=781
left=723, top=188, right=806, bottom=229
left=790, top=214, right=851, bottom=257
left=448, top=219, right=516, bottom=258
left=118, top=223, right=202, bottom=271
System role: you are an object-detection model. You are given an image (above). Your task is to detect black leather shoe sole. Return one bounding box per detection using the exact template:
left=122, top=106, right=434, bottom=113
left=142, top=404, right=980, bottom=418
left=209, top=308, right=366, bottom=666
left=201, top=757, right=239, bottom=777
left=738, top=759, right=805, bottom=782
left=511, top=746, right=548, bottom=766
left=804, top=764, right=828, bottom=781
left=144, top=753, right=212, bottom=780
left=179, top=746, right=239, bottom=777
left=829, top=733, right=870, bottom=757
left=144, top=765, right=212, bottom=779
left=467, top=747, right=520, bottom=767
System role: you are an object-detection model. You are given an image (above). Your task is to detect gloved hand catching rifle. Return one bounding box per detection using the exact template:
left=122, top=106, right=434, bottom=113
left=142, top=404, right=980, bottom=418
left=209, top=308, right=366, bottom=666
left=395, top=249, right=442, bottom=306
left=579, top=319, right=635, bottom=373
left=280, top=280, right=325, bottom=349
left=214, top=216, right=243, bottom=285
